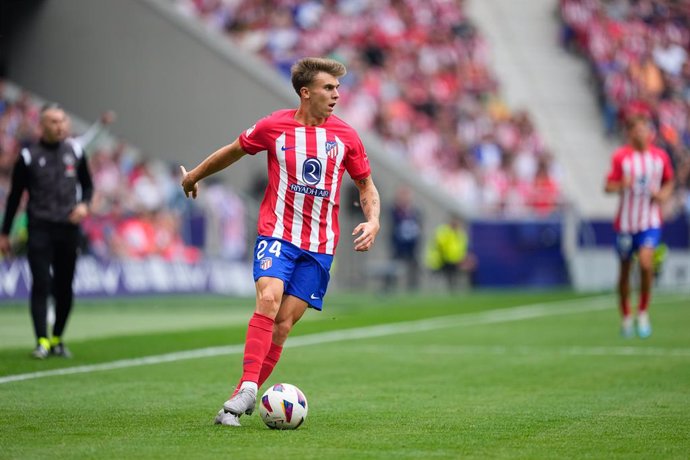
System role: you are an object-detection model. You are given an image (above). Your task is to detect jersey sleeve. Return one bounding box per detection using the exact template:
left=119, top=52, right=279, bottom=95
left=343, top=133, right=371, bottom=181
left=606, top=149, right=624, bottom=183
left=238, top=115, right=272, bottom=155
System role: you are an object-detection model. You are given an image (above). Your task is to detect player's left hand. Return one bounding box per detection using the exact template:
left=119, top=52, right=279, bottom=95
left=352, top=221, right=379, bottom=252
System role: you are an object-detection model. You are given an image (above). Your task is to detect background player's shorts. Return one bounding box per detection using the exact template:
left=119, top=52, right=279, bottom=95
left=252, top=236, right=333, bottom=310
left=616, top=228, right=661, bottom=260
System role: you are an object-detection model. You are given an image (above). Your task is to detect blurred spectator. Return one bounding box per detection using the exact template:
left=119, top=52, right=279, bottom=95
left=201, top=180, right=247, bottom=260
left=528, top=157, right=562, bottom=217
left=425, top=214, right=477, bottom=291
left=385, top=186, right=423, bottom=292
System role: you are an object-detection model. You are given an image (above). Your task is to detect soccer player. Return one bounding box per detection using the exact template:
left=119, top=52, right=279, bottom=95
left=604, top=114, right=674, bottom=338
left=180, top=57, right=381, bottom=426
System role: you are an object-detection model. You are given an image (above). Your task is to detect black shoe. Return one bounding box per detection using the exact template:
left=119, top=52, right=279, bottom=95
left=50, top=342, right=72, bottom=358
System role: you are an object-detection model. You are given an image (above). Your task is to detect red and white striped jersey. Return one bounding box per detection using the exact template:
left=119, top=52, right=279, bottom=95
left=606, top=144, right=674, bottom=233
left=239, top=109, right=371, bottom=255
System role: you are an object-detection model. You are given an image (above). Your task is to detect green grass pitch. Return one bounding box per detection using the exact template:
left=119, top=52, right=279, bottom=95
left=0, top=290, right=688, bottom=459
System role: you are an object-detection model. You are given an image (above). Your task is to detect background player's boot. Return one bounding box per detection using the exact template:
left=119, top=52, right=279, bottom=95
left=637, top=312, right=652, bottom=339
left=31, top=338, right=51, bottom=359
left=223, top=387, right=256, bottom=416
left=214, top=408, right=241, bottom=426
left=50, top=342, right=72, bottom=358
left=620, top=316, right=634, bottom=338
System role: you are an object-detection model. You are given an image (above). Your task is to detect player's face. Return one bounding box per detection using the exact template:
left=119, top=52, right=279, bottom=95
left=40, top=108, right=67, bottom=142
left=306, top=72, right=340, bottom=118
left=628, top=120, right=651, bottom=148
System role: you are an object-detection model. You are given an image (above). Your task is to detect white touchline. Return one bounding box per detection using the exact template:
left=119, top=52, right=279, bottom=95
left=0, top=294, right=676, bottom=385
left=345, top=344, right=690, bottom=357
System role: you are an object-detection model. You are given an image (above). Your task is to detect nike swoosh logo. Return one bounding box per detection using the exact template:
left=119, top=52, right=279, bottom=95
left=281, top=146, right=296, bottom=151
left=310, top=294, right=319, bottom=300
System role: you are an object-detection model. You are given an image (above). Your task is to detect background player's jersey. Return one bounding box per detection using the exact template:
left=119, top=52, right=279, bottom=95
left=239, top=109, right=371, bottom=255
left=606, top=144, right=673, bottom=233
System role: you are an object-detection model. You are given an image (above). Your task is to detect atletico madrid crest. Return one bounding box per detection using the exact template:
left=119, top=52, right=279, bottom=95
left=260, top=257, right=272, bottom=270
left=325, top=140, right=337, bottom=159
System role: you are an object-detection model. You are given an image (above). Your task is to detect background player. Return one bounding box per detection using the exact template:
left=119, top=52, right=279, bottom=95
left=604, top=114, right=674, bottom=338
left=180, top=57, right=380, bottom=426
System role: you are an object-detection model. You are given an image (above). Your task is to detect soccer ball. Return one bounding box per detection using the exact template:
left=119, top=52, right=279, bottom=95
left=258, top=383, right=308, bottom=430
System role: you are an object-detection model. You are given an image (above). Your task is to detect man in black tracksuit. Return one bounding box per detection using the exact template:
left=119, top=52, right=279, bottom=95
left=0, top=104, right=93, bottom=359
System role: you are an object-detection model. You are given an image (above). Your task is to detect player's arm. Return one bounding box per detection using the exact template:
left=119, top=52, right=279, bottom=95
left=652, top=152, right=675, bottom=204
left=69, top=151, right=94, bottom=224
left=651, top=179, right=674, bottom=203
left=352, top=175, right=381, bottom=252
left=180, top=138, right=247, bottom=199
left=604, top=179, right=629, bottom=194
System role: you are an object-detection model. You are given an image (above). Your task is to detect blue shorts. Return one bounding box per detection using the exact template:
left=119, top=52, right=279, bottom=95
left=616, top=228, right=661, bottom=260
left=252, top=236, right=333, bottom=310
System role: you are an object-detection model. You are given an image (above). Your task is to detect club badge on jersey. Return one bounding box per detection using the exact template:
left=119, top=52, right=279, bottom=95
left=260, top=257, right=272, bottom=270
left=325, top=140, right=338, bottom=159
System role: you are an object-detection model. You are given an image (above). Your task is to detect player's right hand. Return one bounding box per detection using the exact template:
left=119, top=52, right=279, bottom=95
left=180, top=165, right=198, bottom=199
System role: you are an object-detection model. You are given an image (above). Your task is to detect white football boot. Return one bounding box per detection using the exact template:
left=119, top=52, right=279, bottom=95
left=637, top=312, right=652, bottom=339
left=214, top=408, right=241, bottom=427
left=620, top=315, right=634, bottom=338
left=223, top=387, right=257, bottom=416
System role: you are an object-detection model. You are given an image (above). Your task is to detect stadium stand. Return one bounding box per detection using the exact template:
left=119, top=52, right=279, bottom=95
left=559, top=0, right=690, bottom=216
left=176, top=0, right=564, bottom=217
left=0, top=80, right=247, bottom=262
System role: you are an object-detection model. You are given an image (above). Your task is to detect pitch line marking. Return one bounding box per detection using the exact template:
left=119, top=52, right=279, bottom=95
left=0, top=294, right=666, bottom=385
left=347, top=344, right=690, bottom=358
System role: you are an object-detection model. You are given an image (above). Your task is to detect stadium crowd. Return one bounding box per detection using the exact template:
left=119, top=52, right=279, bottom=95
left=177, top=0, right=563, bottom=217
left=560, top=0, right=690, bottom=215
left=0, top=81, right=247, bottom=262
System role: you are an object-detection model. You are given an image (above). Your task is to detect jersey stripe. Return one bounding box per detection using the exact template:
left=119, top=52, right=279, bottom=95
left=290, top=127, right=308, bottom=247
left=298, top=127, right=316, bottom=250
left=630, top=154, right=642, bottom=232
left=619, top=157, right=630, bottom=232
left=271, top=132, right=288, bottom=240
left=639, top=152, right=652, bottom=232
left=318, top=136, right=336, bottom=254
left=281, top=132, right=298, bottom=242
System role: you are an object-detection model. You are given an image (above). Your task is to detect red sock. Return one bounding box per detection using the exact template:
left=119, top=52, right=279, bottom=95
left=638, top=292, right=650, bottom=313
left=620, top=298, right=631, bottom=317
left=258, top=342, right=284, bottom=388
left=239, top=312, right=275, bottom=385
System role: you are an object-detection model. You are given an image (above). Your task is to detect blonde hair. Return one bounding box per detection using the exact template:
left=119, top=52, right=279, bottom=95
left=291, top=57, right=346, bottom=95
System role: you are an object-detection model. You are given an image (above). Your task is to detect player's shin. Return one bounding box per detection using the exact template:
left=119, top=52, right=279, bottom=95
left=240, top=313, right=275, bottom=384
left=258, top=342, right=284, bottom=388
